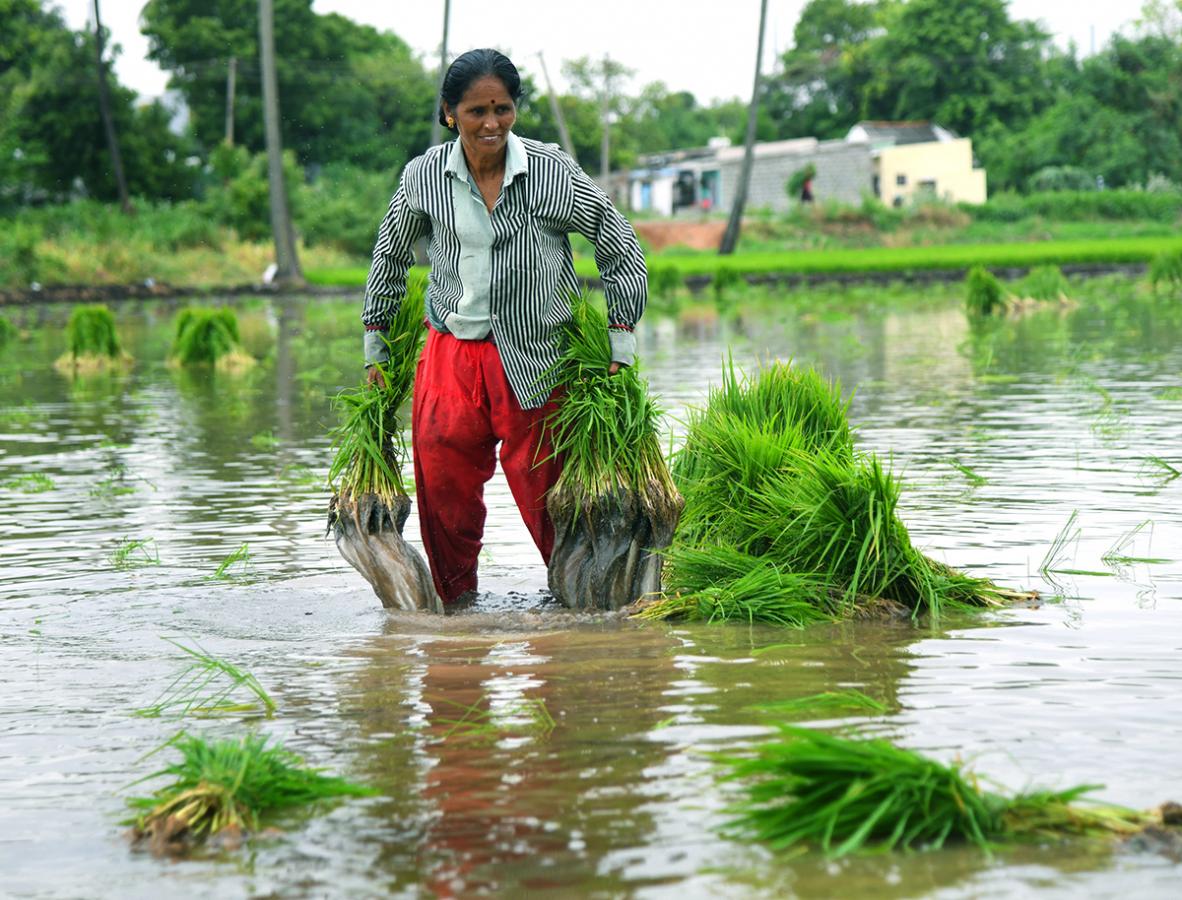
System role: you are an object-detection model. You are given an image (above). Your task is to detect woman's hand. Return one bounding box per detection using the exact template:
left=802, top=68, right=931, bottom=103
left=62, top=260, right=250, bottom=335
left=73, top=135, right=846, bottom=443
left=608, top=362, right=625, bottom=376
left=366, top=365, right=388, bottom=389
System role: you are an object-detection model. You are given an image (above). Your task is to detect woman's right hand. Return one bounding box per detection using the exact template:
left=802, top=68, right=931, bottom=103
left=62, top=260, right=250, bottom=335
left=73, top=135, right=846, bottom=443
left=366, top=365, right=387, bottom=389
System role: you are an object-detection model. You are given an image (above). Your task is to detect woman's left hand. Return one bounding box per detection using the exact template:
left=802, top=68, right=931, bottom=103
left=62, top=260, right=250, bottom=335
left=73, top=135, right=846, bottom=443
left=608, top=362, right=625, bottom=376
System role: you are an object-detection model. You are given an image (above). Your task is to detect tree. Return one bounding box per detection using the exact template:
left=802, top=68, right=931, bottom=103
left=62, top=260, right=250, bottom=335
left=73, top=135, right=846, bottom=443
left=562, top=55, right=634, bottom=178
left=0, top=0, right=195, bottom=206
left=141, top=0, right=435, bottom=171
left=720, top=0, right=769, bottom=256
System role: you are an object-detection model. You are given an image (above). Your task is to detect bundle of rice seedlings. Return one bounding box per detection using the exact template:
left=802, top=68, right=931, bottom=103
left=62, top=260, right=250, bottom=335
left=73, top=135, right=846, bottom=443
left=0, top=314, right=15, bottom=349
left=126, top=732, right=375, bottom=854
left=720, top=725, right=1155, bottom=857
left=327, top=276, right=439, bottom=611
left=964, top=265, right=1005, bottom=317
left=543, top=295, right=683, bottom=610
left=168, top=306, right=255, bottom=371
left=638, top=360, right=1032, bottom=625
left=1017, top=264, right=1071, bottom=303
left=53, top=304, right=132, bottom=373
left=1149, top=247, right=1182, bottom=294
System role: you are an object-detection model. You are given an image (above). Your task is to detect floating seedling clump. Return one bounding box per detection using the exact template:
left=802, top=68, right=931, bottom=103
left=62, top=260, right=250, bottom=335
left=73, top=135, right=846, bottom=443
left=327, top=277, right=439, bottom=612
left=168, top=307, right=255, bottom=371
left=54, top=304, right=132, bottom=374
left=126, top=732, right=374, bottom=855
left=636, top=360, right=1032, bottom=625
left=966, top=264, right=1074, bottom=317
left=720, top=724, right=1161, bottom=857
left=543, top=296, right=683, bottom=610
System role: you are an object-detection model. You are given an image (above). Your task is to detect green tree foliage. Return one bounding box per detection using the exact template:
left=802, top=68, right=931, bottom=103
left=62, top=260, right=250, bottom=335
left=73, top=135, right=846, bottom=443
left=0, top=0, right=195, bottom=206
left=140, top=0, right=435, bottom=170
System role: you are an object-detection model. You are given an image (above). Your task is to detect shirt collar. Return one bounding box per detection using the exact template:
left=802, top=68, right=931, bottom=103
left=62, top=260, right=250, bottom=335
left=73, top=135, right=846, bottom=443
left=444, top=132, right=529, bottom=185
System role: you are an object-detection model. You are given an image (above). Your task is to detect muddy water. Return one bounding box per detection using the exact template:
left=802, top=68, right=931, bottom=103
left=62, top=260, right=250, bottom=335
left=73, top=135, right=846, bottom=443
left=1, top=280, right=1180, bottom=898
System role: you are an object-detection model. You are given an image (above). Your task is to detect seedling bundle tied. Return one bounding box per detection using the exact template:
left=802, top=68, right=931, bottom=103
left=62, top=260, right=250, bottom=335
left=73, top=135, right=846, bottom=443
left=543, top=296, right=683, bottom=610
left=327, top=276, right=440, bottom=612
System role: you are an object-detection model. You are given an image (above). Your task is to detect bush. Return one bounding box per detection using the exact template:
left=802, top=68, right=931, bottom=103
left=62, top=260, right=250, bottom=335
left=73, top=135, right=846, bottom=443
left=1028, top=166, right=1097, bottom=192
left=0, top=222, right=42, bottom=286
left=965, top=266, right=1005, bottom=316
left=0, top=314, right=15, bottom=348
left=299, top=164, right=398, bottom=257
left=968, top=191, right=1182, bottom=223
left=202, top=145, right=304, bottom=243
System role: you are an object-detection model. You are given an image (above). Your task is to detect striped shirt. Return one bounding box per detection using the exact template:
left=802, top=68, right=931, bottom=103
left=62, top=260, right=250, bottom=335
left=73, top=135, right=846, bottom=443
left=362, top=133, right=648, bottom=408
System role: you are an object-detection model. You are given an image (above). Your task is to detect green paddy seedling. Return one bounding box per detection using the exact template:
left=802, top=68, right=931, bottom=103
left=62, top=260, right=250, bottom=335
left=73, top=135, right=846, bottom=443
left=214, top=542, right=251, bottom=579
left=110, top=537, right=160, bottom=570
left=1, top=472, right=55, bottom=493
left=135, top=638, right=275, bottom=719
left=54, top=304, right=133, bottom=374
left=125, top=731, right=374, bottom=852
left=168, top=307, right=255, bottom=371
left=718, top=725, right=1152, bottom=857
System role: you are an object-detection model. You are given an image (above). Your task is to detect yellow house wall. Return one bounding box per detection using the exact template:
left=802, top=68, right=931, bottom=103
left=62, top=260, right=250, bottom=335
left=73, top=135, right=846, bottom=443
left=876, top=139, right=987, bottom=206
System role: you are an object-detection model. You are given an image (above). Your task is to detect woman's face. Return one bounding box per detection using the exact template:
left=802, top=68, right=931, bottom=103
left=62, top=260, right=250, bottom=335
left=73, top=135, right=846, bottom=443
left=445, top=75, right=516, bottom=166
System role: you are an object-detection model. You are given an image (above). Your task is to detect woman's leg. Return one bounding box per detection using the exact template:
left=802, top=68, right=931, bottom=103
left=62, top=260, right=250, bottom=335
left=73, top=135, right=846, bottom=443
left=412, top=330, right=497, bottom=602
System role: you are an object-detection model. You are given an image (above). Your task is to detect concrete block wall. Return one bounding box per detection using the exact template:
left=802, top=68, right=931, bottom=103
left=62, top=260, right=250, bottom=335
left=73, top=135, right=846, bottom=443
left=717, top=141, right=873, bottom=212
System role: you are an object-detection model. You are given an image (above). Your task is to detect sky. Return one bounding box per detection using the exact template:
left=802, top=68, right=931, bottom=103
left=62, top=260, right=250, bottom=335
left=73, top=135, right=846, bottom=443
left=56, top=0, right=1144, bottom=104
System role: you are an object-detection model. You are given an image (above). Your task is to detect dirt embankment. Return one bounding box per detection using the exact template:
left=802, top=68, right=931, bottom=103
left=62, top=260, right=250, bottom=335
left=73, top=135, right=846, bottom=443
left=633, top=220, right=726, bottom=252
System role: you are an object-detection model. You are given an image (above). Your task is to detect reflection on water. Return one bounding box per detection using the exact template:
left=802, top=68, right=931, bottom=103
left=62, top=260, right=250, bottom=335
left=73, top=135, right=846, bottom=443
left=1, top=279, right=1181, bottom=897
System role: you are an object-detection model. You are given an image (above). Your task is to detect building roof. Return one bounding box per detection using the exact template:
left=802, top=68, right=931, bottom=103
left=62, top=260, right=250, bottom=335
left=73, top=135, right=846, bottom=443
left=847, top=121, right=958, bottom=147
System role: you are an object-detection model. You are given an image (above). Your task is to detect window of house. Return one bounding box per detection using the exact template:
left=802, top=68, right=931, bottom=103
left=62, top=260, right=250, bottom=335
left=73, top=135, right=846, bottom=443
left=896, top=173, right=907, bottom=186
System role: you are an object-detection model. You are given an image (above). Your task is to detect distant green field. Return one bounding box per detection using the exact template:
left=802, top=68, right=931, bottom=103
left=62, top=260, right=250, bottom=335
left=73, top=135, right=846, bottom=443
left=306, top=236, right=1182, bottom=288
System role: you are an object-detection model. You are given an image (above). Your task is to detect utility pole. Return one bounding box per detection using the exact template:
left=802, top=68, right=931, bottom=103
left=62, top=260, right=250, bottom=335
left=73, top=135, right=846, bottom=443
left=224, top=56, right=237, bottom=145
left=599, top=55, right=612, bottom=182
left=720, top=0, right=769, bottom=256
left=428, top=0, right=451, bottom=146
left=92, top=0, right=132, bottom=214
left=537, top=52, right=576, bottom=159
left=258, top=0, right=303, bottom=285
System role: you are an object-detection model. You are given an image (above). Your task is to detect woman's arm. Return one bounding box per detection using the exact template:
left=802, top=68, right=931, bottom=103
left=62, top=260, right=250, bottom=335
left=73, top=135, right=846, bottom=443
left=566, top=167, right=647, bottom=368
left=362, top=165, right=431, bottom=370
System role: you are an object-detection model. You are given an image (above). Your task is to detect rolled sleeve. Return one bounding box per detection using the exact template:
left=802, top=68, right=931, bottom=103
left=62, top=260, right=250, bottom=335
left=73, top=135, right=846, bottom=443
left=566, top=167, right=647, bottom=332
left=608, top=328, right=636, bottom=367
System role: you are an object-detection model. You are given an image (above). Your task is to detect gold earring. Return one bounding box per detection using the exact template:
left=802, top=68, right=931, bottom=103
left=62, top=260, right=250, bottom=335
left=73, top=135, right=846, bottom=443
left=447, top=117, right=455, bottom=128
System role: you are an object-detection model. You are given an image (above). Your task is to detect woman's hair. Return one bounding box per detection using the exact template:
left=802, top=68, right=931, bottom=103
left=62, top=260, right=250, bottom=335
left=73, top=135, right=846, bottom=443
left=438, top=49, right=523, bottom=130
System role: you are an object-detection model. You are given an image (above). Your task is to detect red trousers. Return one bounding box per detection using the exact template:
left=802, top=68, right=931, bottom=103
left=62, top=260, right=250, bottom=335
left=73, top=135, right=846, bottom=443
left=411, top=328, right=563, bottom=603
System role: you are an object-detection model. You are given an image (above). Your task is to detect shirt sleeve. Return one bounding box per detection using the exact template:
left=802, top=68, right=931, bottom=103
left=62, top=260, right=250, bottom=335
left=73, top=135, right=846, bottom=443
left=362, top=163, right=431, bottom=332
left=565, top=165, right=648, bottom=333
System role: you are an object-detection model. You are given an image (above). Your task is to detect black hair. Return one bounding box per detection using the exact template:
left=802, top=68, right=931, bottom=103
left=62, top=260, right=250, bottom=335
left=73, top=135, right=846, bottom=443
left=438, top=48, right=523, bottom=130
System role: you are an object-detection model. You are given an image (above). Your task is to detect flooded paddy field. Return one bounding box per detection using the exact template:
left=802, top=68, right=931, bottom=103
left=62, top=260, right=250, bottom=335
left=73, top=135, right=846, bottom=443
left=1, top=278, right=1180, bottom=897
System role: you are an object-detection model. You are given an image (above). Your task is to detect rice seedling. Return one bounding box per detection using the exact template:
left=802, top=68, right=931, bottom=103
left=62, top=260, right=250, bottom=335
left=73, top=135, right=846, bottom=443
left=948, top=458, right=988, bottom=487
left=250, top=431, right=280, bottom=450
left=125, top=731, right=374, bottom=853
left=753, top=690, right=889, bottom=720
left=1017, top=264, right=1070, bottom=302
left=327, top=274, right=438, bottom=612
left=1149, top=248, right=1182, bottom=294
left=1139, top=456, right=1180, bottom=485
left=433, top=695, right=557, bottom=743
left=1158, top=386, right=1182, bottom=402
left=1101, top=521, right=1169, bottom=569
left=53, top=304, right=133, bottom=374
left=965, top=266, right=1005, bottom=317
left=1038, top=510, right=1081, bottom=579
left=718, top=725, right=1152, bottom=857
left=0, top=314, right=15, bottom=349
left=168, top=307, right=255, bottom=371
left=135, top=638, right=275, bottom=718
left=214, top=542, right=251, bottom=579
left=110, top=537, right=160, bottom=570
left=641, top=360, right=1030, bottom=626
left=1, top=472, right=55, bottom=493
left=542, top=294, right=683, bottom=610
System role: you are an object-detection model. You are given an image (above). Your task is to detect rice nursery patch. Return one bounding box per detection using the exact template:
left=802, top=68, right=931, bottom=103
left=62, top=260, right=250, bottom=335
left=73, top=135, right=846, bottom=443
left=168, top=307, right=255, bottom=371
left=125, top=731, right=374, bottom=855
left=327, top=274, right=438, bottom=612
left=54, top=304, right=133, bottom=374
left=135, top=638, right=275, bottom=719
left=635, top=360, right=1032, bottom=626
left=718, top=725, right=1158, bottom=858
left=543, top=294, right=683, bottom=610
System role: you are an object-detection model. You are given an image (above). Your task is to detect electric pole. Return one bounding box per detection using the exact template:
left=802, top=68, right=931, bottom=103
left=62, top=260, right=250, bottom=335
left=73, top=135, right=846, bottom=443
left=720, top=0, right=769, bottom=255
left=92, top=0, right=132, bottom=214
left=258, top=0, right=303, bottom=285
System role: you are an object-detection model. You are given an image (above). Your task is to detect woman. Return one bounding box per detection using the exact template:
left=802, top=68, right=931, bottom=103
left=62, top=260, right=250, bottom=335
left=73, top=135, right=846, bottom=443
left=361, top=48, right=647, bottom=607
